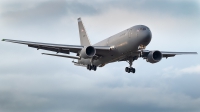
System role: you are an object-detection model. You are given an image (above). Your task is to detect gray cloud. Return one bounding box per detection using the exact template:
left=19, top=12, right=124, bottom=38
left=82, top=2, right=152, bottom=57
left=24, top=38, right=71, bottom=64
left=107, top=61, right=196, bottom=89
left=1, top=73, right=200, bottom=112
left=1, top=0, right=100, bottom=26
left=2, top=0, right=199, bottom=26
left=113, top=0, right=200, bottom=17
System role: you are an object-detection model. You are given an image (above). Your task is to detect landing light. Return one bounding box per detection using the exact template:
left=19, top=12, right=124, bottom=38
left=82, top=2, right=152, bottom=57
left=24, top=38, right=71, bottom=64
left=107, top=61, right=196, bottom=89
left=138, top=44, right=146, bottom=50
left=110, top=46, right=115, bottom=50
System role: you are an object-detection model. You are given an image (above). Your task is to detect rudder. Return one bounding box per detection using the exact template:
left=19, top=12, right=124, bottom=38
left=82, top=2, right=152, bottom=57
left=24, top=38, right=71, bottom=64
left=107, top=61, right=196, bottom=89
left=78, top=18, right=91, bottom=46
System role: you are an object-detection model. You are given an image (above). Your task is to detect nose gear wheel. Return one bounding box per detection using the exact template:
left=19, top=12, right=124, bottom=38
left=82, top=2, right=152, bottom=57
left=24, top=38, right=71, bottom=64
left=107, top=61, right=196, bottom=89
left=125, top=67, right=135, bottom=73
left=125, top=57, right=136, bottom=73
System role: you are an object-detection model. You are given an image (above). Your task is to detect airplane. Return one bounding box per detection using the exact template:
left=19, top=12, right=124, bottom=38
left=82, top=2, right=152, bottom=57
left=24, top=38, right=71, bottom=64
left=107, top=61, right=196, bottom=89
left=2, top=18, right=198, bottom=73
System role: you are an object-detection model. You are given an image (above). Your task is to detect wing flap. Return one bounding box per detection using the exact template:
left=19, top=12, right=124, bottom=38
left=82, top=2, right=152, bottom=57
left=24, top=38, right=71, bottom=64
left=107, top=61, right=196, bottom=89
left=42, top=53, right=80, bottom=59
left=28, top=45, right=70, bottom=54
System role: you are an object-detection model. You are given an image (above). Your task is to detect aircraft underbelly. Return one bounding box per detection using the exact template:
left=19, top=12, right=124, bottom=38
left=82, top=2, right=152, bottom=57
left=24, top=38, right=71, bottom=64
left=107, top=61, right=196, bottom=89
left=93, top=33, right=141, bottom=66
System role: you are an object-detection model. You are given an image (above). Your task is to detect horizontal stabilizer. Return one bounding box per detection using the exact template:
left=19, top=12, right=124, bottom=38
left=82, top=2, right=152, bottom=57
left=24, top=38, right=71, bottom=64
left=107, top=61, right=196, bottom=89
left=42, top=53, right=80, bottom=59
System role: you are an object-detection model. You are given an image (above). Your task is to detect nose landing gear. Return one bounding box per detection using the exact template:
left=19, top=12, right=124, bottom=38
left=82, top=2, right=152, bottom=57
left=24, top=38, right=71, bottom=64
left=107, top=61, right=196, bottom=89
left=125, top=67, right=135, bottom=73
left=125, top=57, right=136, bottom=73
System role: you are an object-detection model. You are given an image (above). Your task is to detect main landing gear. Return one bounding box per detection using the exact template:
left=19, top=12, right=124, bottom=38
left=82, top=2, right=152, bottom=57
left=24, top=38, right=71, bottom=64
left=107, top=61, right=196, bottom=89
left=125, top=67, right=135, bottom=73
left=125, top=58, right=136, bottom=73
left=87, top=64, right=97, bottom=71
left=87, top=57, right=97, bottom=71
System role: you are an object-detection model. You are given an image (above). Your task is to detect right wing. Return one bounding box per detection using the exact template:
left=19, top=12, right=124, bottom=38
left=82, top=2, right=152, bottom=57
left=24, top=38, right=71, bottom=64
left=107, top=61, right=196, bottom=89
left=2, top=39, right=111, bottom=57
left=118, top=50, right=197, bottom=62
left=161, top=51, right=198, bottom=58
left=141, top=50, right=197, bottom=58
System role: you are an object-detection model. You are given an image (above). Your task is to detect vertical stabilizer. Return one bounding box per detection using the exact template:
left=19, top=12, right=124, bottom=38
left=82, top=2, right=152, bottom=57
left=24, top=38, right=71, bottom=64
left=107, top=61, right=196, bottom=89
left=78, top=18, right=91, bottom=46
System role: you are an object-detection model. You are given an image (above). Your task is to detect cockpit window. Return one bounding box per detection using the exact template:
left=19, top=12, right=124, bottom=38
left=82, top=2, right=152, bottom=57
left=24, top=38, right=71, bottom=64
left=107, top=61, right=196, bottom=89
left=139, top=28, right=147, bottom=30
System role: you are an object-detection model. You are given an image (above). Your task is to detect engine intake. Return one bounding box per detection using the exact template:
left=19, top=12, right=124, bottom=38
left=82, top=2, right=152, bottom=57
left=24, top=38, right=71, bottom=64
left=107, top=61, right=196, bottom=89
left=146, top=50, right=162, bottom=63
left=80, top=46, right=96, bottom=59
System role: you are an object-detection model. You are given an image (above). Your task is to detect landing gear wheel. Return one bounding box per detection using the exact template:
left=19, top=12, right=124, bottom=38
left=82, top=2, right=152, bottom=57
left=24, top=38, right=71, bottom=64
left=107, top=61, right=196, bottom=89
left=92, top=65, right=97, bottom=71
left=125, top=67, right=131, bottom=73
left=127, top=68, right=130, bottom=73
left=88, top=65, right=92, bottom=70
left=87, top=64, right=90, bottom=70
left=125, top=67, right=129, bottom=72
left=130, top=67, right=135, bottom=73
left=87, top=64, right=97, bottom=71
left=125, top=67, right=136, bottom=73
left=125, top=57, right=137, bottom=73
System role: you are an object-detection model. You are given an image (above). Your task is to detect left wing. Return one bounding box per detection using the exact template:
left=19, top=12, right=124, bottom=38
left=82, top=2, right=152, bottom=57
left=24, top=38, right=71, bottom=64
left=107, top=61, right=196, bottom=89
left=2, top=39, right=111, bottom=56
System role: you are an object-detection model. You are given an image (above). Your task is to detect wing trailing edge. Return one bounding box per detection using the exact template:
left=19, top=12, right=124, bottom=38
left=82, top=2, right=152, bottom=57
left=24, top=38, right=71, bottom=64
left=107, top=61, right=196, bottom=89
left=42, top=53, right=80, bottom=59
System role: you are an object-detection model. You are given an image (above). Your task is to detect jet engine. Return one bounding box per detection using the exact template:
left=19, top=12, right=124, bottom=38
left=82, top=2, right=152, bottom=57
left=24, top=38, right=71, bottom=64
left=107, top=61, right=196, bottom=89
left=146, top=50, right=162, bottom=63
left=80, top=46, right=96, bottom=59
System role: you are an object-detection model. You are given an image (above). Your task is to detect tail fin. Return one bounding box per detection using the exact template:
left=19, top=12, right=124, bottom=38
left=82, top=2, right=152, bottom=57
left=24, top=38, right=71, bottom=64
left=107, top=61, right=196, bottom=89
left=78, top=18, right=91, bottom=46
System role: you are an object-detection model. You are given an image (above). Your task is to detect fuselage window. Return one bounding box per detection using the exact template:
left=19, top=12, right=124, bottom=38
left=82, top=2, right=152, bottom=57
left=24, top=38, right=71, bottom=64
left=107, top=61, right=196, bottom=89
left=139, top=28, right=146, bottom=31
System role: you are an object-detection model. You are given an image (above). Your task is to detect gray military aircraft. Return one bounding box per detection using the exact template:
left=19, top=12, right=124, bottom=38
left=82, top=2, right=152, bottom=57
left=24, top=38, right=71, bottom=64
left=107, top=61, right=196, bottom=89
left=2, top=18, right=198, bottom=73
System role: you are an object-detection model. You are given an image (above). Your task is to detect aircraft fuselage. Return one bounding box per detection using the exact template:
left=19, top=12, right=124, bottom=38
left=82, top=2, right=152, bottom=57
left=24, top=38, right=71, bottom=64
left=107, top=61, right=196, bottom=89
left=78, top=25, right=152, bottom=67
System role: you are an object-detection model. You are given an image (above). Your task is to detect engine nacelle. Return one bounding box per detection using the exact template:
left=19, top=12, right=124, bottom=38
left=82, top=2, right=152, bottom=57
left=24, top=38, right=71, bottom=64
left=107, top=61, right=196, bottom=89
left=80, top=46, right=96, bottom=59
left=146, top=50, right=162, bottom=63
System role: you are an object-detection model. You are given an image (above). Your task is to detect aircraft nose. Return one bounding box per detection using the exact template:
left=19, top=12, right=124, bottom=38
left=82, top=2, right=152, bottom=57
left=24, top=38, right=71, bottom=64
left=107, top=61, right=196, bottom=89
left=144, top=30, right=152, bottom=43
left=139, top=27, right=152, bottom=46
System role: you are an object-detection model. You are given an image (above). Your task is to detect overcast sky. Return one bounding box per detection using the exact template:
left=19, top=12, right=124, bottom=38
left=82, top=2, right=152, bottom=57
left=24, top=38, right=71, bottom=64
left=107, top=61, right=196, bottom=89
left=0, top=0, right=200, bottom=112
